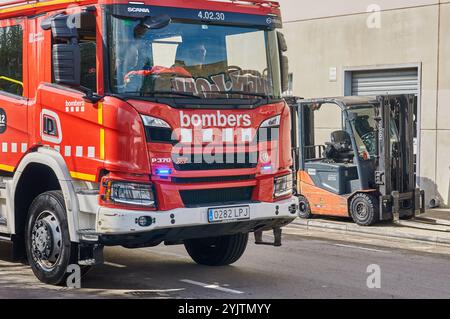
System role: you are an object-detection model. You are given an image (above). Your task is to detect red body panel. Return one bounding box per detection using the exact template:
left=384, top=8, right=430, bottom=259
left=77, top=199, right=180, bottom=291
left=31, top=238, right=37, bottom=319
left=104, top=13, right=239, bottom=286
left=0, top=0, right=291, bottom=212
left=0, top=0, right=280, bottom=20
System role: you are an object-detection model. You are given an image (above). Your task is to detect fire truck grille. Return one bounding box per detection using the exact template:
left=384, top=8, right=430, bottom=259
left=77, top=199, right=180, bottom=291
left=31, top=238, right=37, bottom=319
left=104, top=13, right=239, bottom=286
left=173, top=152, right=258, bottom=171
left=180, top=187, right=254, bottom=207
left=172, top=175, right=255, bottom=184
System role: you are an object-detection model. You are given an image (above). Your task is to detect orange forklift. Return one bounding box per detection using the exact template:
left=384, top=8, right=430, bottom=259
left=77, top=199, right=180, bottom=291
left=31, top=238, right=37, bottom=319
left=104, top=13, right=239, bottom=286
left=289, top=95, right=425, bottom=226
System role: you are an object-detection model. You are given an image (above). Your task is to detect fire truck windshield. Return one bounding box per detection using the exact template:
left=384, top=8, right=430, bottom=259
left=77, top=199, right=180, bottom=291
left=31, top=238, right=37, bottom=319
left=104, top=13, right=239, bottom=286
left=107, top=15, right=282, bottom=102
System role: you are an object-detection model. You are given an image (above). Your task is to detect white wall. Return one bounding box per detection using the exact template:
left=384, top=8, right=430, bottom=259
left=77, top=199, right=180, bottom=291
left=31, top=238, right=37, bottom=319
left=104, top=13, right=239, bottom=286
left=281, top=3, right=450, bottom=206
left=277, top=0, right=439, bottom=22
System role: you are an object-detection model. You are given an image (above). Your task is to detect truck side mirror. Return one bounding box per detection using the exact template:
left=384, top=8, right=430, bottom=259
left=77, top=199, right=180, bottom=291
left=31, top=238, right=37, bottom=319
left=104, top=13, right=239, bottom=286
left=52, top=44, right=81, bottom=86
left=277, top=32, right=288, bottom=52
left=42, top=13, right=81, bottom=87
left=41, top=14, right=78, bottom=38
left=277, top=32, right=289, bottom=93
left=280, top=55, right=289, bottom=93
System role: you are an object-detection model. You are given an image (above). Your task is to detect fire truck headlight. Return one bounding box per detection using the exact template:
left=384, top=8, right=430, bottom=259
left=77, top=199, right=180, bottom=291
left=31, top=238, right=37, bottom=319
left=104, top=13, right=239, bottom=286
left=103, top=180, right=156, bottom=208
left=141, top=115, right=171, bottom=128
left=260, top=115, right=281, bottom=128
left=274, top=174, right=293, bottom=198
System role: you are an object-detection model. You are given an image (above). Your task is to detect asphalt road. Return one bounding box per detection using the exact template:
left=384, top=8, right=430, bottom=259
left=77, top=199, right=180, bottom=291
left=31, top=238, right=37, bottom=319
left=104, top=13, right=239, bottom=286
left=1, top=232, right=450, bottom=299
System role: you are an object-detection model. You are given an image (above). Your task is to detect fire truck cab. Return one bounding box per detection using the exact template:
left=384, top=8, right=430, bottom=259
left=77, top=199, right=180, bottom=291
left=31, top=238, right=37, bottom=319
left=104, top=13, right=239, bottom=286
left=0, top=0, right=297, bottom=285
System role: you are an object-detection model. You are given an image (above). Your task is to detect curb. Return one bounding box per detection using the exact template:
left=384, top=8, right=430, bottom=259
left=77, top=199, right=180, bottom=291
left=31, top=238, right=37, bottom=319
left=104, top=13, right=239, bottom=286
left=291, top=218, right=450, bottom=246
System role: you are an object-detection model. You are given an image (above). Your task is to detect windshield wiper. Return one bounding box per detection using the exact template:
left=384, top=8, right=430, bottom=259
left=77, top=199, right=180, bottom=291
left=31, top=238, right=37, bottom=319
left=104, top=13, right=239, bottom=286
left=123, top=91, right=202, bottom=99
left=209, top=91, right=271, bottom=98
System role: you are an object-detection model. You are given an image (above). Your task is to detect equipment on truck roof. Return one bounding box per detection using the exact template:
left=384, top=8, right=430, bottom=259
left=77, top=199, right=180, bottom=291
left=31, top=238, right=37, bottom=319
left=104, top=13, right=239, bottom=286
left=289, top=95, right=425, bottom=226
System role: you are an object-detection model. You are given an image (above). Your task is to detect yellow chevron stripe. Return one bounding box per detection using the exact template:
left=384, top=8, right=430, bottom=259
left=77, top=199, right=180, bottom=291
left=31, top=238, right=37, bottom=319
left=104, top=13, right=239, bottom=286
left=97, top=101, right=103, bottom=125
left=99, top=128, right=105, bottom=160
left=0, top=164, right=15, bottom=172
left=98, top=102, right=105, bottom=160
left=70, top=171, right=96, bottom=182
left=0, top=0, right=85, bottom=14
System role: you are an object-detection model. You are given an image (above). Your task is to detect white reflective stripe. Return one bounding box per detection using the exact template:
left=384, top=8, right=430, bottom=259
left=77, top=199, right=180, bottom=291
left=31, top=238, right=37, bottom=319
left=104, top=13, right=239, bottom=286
left=180, top=129, right=192, bottom=143
left=76, top=146, right=83, bottom=157
left=87, top=146, right=95, bottom=158
left=0, top=142, right=29, bottom=153
left=0, top=143, right=100, bottom=158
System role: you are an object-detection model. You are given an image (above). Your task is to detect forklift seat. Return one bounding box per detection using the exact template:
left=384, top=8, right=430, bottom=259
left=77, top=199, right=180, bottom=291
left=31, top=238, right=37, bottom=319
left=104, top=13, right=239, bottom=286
left=331, top=130, right=352, bottom=145
left=323, top=130, right=354, bottom=163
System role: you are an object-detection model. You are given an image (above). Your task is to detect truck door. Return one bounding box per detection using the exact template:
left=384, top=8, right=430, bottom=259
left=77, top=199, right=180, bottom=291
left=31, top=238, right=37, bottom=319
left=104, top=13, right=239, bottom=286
left=0, top=20, right=28, bottom=174
left=34, top=8, right=102, bottom=182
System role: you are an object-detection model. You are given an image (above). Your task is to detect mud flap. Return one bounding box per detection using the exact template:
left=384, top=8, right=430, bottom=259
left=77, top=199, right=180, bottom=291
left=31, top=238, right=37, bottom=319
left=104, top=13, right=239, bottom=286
left=78, top=243, right=104, bottom=266
left=254, top=227, right=282, bottom=247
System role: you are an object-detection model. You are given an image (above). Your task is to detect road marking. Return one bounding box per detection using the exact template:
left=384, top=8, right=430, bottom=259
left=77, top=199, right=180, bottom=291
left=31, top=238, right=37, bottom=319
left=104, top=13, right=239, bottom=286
left=333, top=243, right=388, bottom=253
left=104, top=261, right=127, bottom=268
left=180, top=279, right=244, bottom=295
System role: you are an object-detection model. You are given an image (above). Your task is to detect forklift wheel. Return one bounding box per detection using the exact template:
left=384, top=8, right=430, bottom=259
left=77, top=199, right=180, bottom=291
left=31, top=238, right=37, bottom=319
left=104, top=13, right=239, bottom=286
left=349, top=193, right=379, bottom=226
left=297, top=195, right=313, bottom=219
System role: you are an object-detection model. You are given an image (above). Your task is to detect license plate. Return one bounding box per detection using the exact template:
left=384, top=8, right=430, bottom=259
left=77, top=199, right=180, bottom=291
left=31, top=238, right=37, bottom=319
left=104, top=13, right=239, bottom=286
left=208, top=206, right=250, bottom=223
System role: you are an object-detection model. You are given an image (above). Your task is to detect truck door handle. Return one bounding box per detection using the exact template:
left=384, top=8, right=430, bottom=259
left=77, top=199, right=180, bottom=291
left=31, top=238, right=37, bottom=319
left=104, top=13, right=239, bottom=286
left=43, top=116, right=58, bottom=136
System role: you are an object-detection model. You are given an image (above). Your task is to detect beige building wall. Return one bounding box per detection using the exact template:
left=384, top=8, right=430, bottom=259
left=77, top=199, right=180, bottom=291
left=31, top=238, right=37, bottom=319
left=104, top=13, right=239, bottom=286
left=280, top=1, right=450, bottom=207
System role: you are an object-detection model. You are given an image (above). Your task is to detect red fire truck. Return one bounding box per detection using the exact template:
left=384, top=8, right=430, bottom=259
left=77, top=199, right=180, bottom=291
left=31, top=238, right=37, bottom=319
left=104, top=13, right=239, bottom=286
left=0, top=0, right=297, bottom=285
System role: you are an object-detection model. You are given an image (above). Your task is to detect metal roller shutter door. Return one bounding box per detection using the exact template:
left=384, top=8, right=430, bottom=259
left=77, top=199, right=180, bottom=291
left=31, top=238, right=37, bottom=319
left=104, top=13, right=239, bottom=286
left=351, top=68, right=419, bottom=96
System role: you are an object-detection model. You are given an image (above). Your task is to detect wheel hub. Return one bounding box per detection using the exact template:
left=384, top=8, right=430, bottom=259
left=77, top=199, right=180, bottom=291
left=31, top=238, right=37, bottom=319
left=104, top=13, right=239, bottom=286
left=299, top=202, right=307, bottom=213
left=31, top=211, right=63, bottom=271
left=355, top=203, right=368, bottom=218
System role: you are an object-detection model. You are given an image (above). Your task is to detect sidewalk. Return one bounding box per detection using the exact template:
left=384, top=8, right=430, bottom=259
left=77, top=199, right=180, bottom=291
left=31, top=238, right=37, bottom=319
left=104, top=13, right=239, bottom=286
left=291, top=208, right=450, bottom=247
left=420, top=208, right=450, bottom=222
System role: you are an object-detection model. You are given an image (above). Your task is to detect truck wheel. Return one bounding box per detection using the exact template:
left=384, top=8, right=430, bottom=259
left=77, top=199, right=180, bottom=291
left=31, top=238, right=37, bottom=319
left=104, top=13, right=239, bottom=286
left=184, top=233, right=248, bottom=266
left=349, top=193, right=379, bottom=226
left=298, top=195, right=313, bottom=219
left=25, top=191, right=77, bottom=285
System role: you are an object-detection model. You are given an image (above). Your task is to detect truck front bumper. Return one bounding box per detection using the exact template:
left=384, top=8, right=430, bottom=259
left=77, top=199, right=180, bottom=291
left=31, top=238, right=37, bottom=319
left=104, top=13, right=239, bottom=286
left=83, top=197, right=298, bottom=247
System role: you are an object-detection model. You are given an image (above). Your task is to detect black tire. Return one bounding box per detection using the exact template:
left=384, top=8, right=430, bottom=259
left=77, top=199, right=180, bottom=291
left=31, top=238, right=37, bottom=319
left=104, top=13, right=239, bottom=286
left=349, top=193, right=379, bottom=226
left=184, top=233, right=248, bottom=266
left=25, top=190, right=78, bottom=285
left=297, top=195, right=313, bottom=219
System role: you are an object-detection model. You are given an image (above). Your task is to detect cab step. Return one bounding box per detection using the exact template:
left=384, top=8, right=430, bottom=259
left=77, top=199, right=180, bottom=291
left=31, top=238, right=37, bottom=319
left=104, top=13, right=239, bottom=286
left=0, top=232, right=11, bottom=241
left=0, top=217, right=6, bottom=226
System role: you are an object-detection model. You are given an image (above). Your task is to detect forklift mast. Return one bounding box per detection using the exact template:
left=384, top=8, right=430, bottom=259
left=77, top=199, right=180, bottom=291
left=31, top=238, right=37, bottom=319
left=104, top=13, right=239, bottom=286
left=375, top=95, right=424, bottom=218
